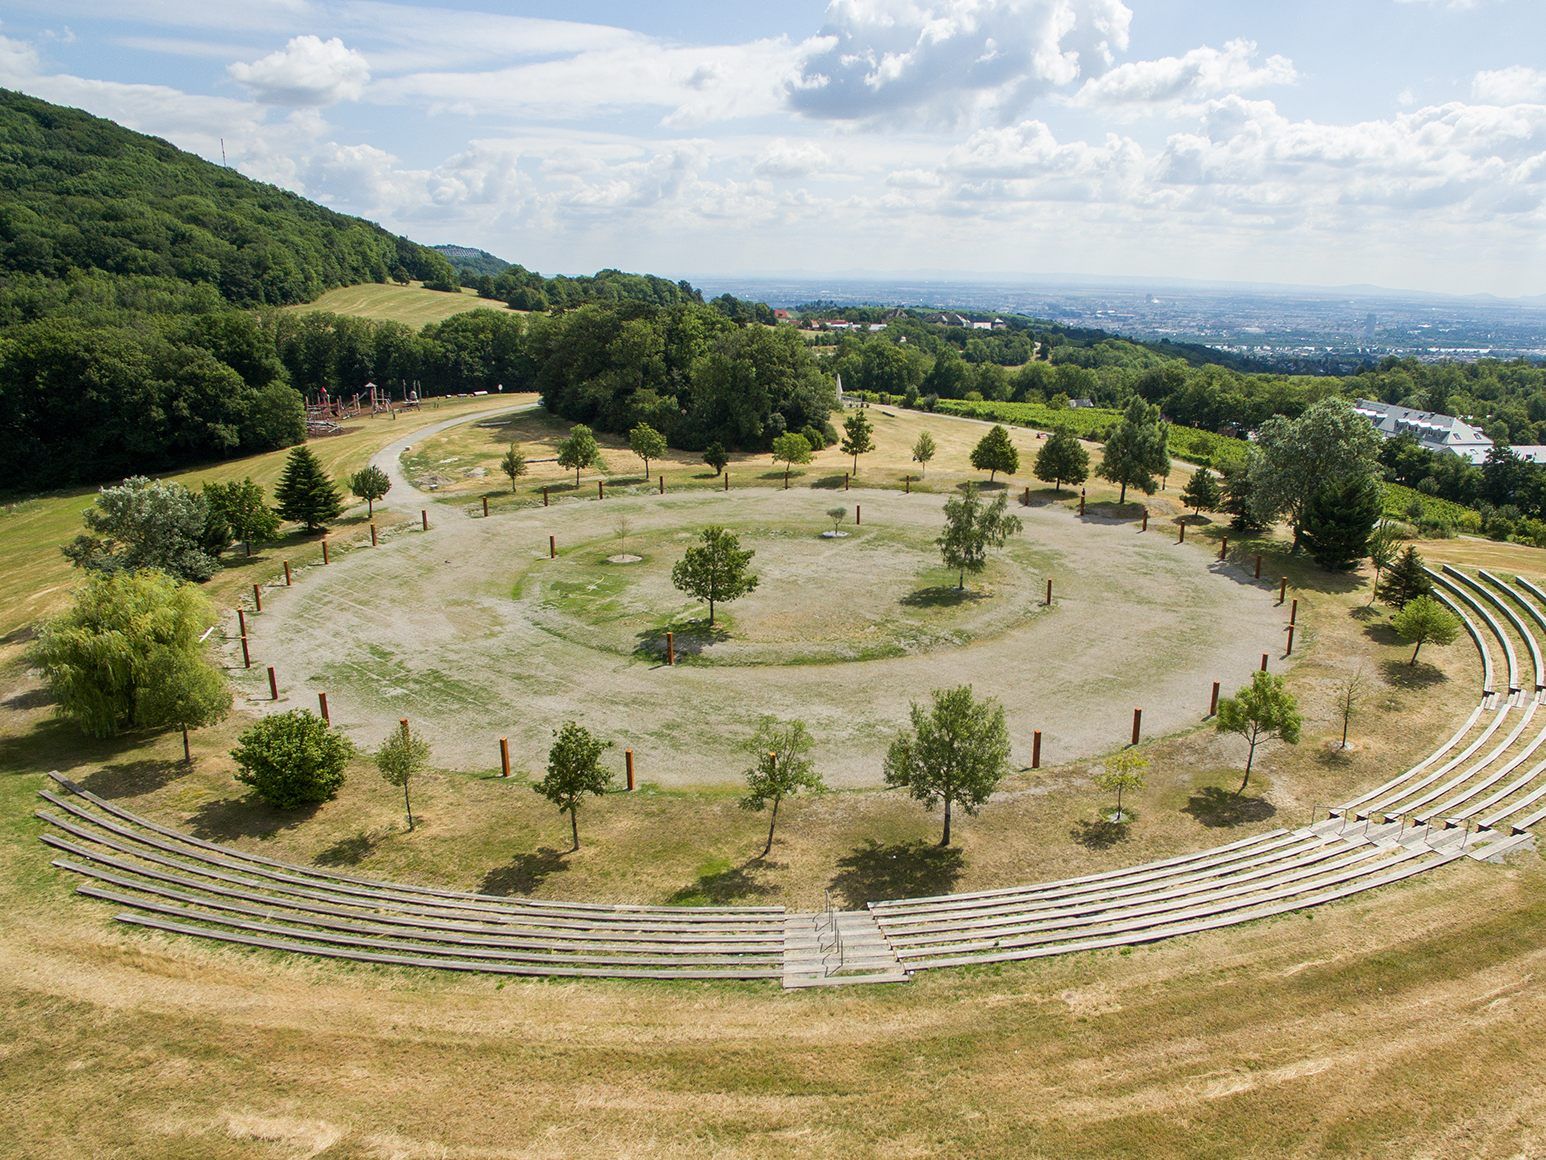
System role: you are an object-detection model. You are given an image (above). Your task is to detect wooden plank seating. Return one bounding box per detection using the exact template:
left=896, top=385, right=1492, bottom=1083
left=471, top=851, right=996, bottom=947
left=1429, top=569, right=1511, bottom=694
left=1452, top=567, right=1544, bottom=691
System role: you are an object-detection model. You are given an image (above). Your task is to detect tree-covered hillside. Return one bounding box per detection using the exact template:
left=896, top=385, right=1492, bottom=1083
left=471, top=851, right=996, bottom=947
left=433, top=245, right=511, bottom=280
left=0, top=89, right=456, bottom=319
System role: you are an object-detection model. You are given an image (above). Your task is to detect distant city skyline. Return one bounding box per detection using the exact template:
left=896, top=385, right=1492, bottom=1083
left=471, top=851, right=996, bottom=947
left=3, top=1, right=1546, bottom=297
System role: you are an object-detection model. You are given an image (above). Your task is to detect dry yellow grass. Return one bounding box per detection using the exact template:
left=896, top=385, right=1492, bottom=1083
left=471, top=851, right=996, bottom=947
left=283, top=281, right=522, bottom=327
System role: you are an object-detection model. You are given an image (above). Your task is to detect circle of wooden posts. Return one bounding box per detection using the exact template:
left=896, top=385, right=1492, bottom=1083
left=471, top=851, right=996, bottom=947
left=236, top=608, right=247, bottom=637
left=598, top=480, right=605, bottom=500
left=905, top=476, right=911, bottom=494
left=723, top=472, right=729, bottom=491
left=1289, top=598, right=1298, bottom=625
left=845, top=473, right=850, bottom=491
left=1286, top=623, right=1296, bottom=657
left=1045, top=578, right=1053, bottom=606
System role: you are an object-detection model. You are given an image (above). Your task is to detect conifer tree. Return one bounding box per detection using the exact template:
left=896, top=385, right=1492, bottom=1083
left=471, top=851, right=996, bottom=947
left=1180, top=466, right=1222, bottom=515
left=1097, top=397, right=1170, bottom=503
left=1301, top=473, right=1382, bottom=571
left=275, top=446, right=343, bottom=532
left=1377, top=545, right=1434, bottom=609
left=1033, top=427, right=1089, bottom=493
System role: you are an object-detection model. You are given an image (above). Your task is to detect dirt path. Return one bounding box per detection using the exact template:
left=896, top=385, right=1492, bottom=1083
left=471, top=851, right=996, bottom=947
left=239, top=487, right=1289, bottom=786
left=369, top=399, right=538, bottom=510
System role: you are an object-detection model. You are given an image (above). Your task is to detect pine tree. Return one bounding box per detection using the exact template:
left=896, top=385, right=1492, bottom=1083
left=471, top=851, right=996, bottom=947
left=1377, top=545, right=1434, bottom=609
left=274, top=446, right=343, bottom=532
left=1301, top=473, right=1382, bottom=571
left=1220, top=462, right=1264, bottom=532
left=1033, top=427, right=1089, bottom=493
left=1180, top=466, right=1222, bottom=515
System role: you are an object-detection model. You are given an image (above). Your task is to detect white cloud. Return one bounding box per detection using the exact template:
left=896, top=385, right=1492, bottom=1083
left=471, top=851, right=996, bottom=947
left=229, top=35, right=370, bottom=106
left=753, top=138, right=831, bottom=178
left=0, top=33, right=41, bottom=82
left=1073, top=38, right=1295, bottom=107
left=1472, top=66, right=1546, bottom=105
left=787, top=0, right=1133, bottom=124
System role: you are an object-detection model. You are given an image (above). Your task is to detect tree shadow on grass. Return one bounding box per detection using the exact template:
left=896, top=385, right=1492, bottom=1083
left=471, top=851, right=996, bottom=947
left=810, top=473, right=849, bottom=490
left=1380, top=658, right=1447, bottom=690
left=1348, top=604, right=1383, bottom=623
left=666, top=857, right=779, bottom=906
left=78, top=758, right=183, bottom=799
left=633, top=619, right=730, bottom=662
left=187, top=796, right=319, bottom=842
left=900, top=585, right=989, bottom=609
left=314, top=830, right=383, bottom=867
left=1363, top=620, right=1404, bottom=647
left=1070, top=816, right=1133, bottom=850
left=955, top=479, right=1008, bottom=493
left=829, top=839, right=964, bottom=908
left=1183, top=786, right=1276, bottom=828
left=480, top=847, right=570, bottom=896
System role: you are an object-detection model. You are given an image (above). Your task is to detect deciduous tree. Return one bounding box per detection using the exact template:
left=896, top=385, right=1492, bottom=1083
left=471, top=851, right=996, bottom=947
left=628, top=422, right=667, bottom=479
left=231, top=710, right=353, bottom=809
left=348, top=464, right=391, bottom=517
left=62, top=476, right=221, bottom=581
left=376, top=720, right=430, bottom=831
left=500, top=443, right=526, bottom=492
left=1095, top=749, right=1147, bottom=822
left=535, top=721, right=613, bottom=850
left=1215, top=672, right=1302, bottom=795
left=1033, top=427, right=1089, bottom=493
left=771, top=431, right=812, bottom=488
left=703, top=442, right=729, bottom=476
left=1247, top=397, right=1382, bottom=549
left=1392, top=594, right=1461, bottom=664
left=740, top=718, right=825, bottom=857
left=671, top=526, right=759, bottom=625
left=883, top=685, right=1011, bottom=846
left=203, top=478, right=281, bottom=556
left=937, top=483, right=1023, bottom=590
left=840, top=410, right=875, bottom=474
left=556, top=423, right=600, bottom=486
left=911, top=430, right=937, bottom=476
left=969, top=424, right=1019, bottom=482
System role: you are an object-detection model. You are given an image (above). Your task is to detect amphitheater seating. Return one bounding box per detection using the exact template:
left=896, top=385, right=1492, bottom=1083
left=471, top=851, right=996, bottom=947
left=34, top=564, right=1544, bottom=987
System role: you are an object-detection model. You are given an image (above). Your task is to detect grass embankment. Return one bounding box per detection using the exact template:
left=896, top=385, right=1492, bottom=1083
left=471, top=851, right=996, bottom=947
left=282, top=280, right=523, bottom=326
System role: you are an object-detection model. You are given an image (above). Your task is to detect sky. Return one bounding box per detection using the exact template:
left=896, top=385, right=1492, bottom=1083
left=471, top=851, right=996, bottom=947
left=4, top=0, right=1546, bottom=297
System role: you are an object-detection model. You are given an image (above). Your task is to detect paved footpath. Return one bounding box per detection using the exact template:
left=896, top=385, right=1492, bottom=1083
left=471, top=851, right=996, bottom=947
left=369, top=400, right=538, bottom=511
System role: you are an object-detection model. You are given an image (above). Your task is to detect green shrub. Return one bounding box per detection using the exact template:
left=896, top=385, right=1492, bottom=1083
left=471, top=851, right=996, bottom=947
left=231, top=710, right=354, bottom=809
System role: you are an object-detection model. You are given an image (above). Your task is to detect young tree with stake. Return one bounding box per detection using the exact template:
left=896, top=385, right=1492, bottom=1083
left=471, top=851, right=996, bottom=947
left=534, top=721, right=613, bottom=851
left=376, top=720, right=430, bottom=831
left=1215, top=671, right=1302, bottom=795
left=1366, top=523, right=1400, bottom=606
left=1334, top=664, right=1368, bottom=749
left=884, top=685, right=1011, bottom=846
left=937, top=483, right=1023, bottom=590
left=841, top=410, right=875, bottom=475
left=348, top=465, right=392, bottom=517
left=500, top=443, right=527, bottom=493
left=671, top=526, right=759, bottom=626
left=911, top=430, right=937, bottom=477
left=740, top=718, right=825, bottom=857
left=771, top=431, right=813, bottom=488
left=703, top=442, right=729, bottom=477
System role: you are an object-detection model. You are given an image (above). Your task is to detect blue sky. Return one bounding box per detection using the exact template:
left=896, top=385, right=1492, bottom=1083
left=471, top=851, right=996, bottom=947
left=3, top=1, right=1546, bottom=295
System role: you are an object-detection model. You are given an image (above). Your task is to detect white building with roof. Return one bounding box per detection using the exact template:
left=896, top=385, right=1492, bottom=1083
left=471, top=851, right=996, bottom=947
left=1353, top=398, right=1495, bottom=463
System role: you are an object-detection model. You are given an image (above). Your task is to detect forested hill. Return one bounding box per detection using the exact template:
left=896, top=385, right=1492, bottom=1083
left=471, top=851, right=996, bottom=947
left=433, top=245, right=510, bottom=279
left=0, top=88, right=456, bottom=319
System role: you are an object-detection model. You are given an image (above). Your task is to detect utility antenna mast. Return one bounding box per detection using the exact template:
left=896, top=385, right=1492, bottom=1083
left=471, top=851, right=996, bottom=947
left=220, top=137, right=227, bottom=167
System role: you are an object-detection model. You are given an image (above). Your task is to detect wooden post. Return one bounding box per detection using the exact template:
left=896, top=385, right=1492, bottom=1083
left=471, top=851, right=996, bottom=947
left=666, top=631, right=675, bottom=666
left=1209, top=680, right=1220, bottom=717
left=370, top=522, right=378, bottom=547
left=1079, top=495, right=1086, bottom=516
left=1254, top=554, right=1262, bottom=579
left=1289, top=598, right=1298, bottom=625
left=1131, top=707, right=1142, bottom=746
left=625, top=748, right=635, bottom=791
left=400, top=717, right=410, bottom=740
left=267, top=665, right=278, bottom=701
left=322, top=538, right=330, bottom=564
left=1022, top=486, right=1030, bottom=504
left=1045, top=578, right=1053, bottom=606
left=905, top=476, right=911, bottom=494
left=1031, top=730, right=1042, bottom=770
left=598, top=479, right=605, bottom=500
left=659, top=475, right=665, bottom=494
left=1219, top=536, right=1228, bottom=561
left=240, top=635, right=251, bottom=669
left=318, top=692, right=330, bottom=725
left=1278, top=576, right=1288, bottom=604
left=237, top=608, right=247, bottom=637
left=845, top=473, right=850, bottom=491
left=1261, top=653, right=1270, bottom=672
left=724, top=472, right=730, bottom=491
left=482, top=496, right=489, bottom=517
left=1286, top=623, right=1296, bottom=657
left=856, top=504, right=861, bottom=525
left=549, top=535, right=556, bottom=559
left=283, top=560, right=292, bottom=586
left=252, top=583, right=263, bottom=612
left=421, top=509, right=429, bottom=530
left=500, top=737, right=511, bottom=778
left=1178, top=522, right=1186, bottom=544
left=1141, top=509, right=1148, bottom=532
left=543, top=487, right=549, bottom=507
